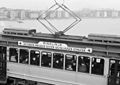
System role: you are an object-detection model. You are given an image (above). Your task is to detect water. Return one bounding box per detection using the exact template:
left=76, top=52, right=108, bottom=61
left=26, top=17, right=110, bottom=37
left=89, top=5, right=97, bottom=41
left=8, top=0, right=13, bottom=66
left=0, top=18, right=120, bottom=37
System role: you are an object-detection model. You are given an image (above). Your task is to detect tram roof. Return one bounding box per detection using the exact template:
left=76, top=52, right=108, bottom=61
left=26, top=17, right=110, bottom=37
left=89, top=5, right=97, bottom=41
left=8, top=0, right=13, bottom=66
left=2, top=28, right=120, bottom=44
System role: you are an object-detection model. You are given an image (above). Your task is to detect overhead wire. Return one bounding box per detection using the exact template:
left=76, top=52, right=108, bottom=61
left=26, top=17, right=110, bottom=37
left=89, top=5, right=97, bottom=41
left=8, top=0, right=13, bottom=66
left=37, top=0, right=81, bottom=35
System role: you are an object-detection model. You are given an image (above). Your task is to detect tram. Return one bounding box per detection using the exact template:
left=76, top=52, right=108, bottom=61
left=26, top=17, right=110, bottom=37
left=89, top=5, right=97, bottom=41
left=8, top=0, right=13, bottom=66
left=0, top=27, right=119, bottom=85
left=0, top=1, right=120, bottom=85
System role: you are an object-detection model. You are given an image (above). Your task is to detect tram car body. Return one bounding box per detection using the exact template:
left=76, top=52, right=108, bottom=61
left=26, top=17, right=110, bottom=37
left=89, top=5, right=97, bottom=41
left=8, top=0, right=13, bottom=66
left=0, top=28, right=120, bottom=85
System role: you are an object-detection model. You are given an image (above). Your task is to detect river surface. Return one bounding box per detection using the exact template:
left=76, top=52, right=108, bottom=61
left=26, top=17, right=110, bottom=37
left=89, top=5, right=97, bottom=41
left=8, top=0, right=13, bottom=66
left=0, top=18, right=120, bottom=37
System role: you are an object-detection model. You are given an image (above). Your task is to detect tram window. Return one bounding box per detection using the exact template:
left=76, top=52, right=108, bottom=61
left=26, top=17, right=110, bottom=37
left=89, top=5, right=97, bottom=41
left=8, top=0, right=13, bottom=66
left=110, top=60, right=116, bottom=76
left=117, top=61, right=120, bottom=78
left=41, top=51, right=52, bottom=67
left=78, top=56, right=90, bottom=73
left=9, top=48, right=18, bottom=63
left=30, top=50, right=40, bottom=66
left=53, top=53, right=64, bottom=69
left=65, top=54, right=77, bottom=71
left=110, top=60, right=120, bottom=76
left=19, top=49, right=29, bottom=64
left=0, top=46, right=6, bottom=60
left=91, top=58, right=104, bottom=75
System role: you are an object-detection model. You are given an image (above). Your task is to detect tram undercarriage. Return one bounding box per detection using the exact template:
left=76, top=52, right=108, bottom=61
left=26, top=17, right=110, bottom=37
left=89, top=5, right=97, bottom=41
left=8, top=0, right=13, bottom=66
left=6, top=77, right=53, bottom=85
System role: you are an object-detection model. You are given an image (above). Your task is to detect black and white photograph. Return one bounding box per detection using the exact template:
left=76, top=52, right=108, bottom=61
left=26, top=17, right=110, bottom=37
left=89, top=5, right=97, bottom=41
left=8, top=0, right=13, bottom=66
left=0, top=0, right=120, bottom=85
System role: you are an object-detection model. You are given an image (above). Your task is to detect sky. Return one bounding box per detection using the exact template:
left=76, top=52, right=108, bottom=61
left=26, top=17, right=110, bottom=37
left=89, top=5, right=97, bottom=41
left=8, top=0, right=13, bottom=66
left=0, top=0, right=120, bottom=10
left=0, top=0, right=120, bottom=36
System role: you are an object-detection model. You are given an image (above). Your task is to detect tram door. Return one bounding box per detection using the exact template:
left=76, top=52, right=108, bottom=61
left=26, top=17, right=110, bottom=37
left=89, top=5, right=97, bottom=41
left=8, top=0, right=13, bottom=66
left=108, top=59, right=120, bottom=85
left=0, top=46, right=7, bottom=84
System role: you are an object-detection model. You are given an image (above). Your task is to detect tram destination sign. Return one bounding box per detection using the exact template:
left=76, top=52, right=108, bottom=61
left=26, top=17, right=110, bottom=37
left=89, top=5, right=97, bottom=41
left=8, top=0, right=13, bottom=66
left=18, top=41, right=92, bottom=53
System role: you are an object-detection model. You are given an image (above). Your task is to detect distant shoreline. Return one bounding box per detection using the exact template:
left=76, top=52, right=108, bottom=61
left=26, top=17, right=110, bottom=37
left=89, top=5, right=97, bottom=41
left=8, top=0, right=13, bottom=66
left=0, top=7, right=120, bottom=20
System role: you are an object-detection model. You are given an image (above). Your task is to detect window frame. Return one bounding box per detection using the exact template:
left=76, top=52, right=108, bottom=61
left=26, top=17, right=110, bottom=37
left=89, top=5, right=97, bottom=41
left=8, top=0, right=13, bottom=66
left=19, top=48, right=29, bottom=64
left=30, top=49, right=40, bottom=66
left=91, top=57, right=105, bottom=75
left=65, top=54, right=77, bottom=71
left=53, top=52, right=64, bottom=70
left=41, top=51, right=52, bottom=68
left=9, top=47, right=19, bottom=63
left=78, top=55, right=90, bottom=73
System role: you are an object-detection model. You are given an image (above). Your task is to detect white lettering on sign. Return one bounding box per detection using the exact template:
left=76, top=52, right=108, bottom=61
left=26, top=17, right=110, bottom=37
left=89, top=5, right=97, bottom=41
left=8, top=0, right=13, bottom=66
left=38, top=41, right=68, bottom=47
left=18, top=41, right=92, bottom=53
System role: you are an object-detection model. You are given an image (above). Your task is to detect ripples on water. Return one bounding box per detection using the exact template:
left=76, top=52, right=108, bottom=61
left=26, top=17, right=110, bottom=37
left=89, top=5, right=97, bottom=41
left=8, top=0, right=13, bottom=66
left=0, top=18, right=120, bottom=37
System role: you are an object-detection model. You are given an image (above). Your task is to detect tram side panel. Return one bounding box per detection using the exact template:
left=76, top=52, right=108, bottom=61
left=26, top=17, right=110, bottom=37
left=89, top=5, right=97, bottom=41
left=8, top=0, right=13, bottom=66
left=7, top=61, right=108, bottom=85
left=7, top=46, right=109, bottom=85
left=76, top=57, right=109, bottom=85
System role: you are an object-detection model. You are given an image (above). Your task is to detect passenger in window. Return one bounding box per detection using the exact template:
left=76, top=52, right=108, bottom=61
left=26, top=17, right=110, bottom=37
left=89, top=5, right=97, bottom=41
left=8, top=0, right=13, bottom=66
left=10, top=56, right=17, bottom=62
left=117, top=63, right=120, bottom=78
left=65, top=54, right=76, bottom=71
left=78, top=63, right=87, bottom=72
left=31, top=55, right=39, bottom=65
left=91, top=58, right=104, bottom=75
left=20, top=56, right=28, bottom=64
left=0, top=47, right=6, bottom=62
left=66, top=65, right=73, bottom=71
left=110, top=63, right=115, bottom=75
left=30, top=50, right=40, bottom=66
left=53, top=53, right=64, bottom=69
left=41, top=52, right=52, bottom=67
left=9, top=48, right=18, bottom=63
left=78, top=56, right=90, bottom=73
left=19, top=49, right=29, bottom=64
